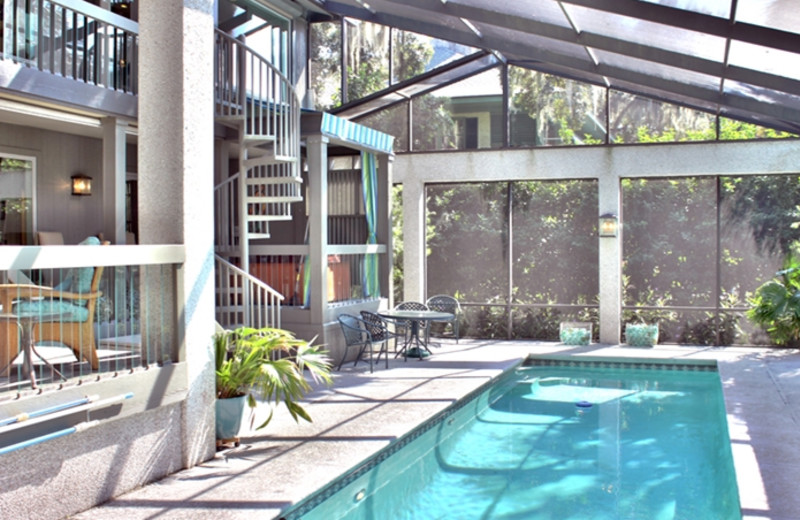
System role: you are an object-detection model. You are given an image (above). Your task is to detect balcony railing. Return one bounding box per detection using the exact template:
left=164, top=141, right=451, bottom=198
left=0, top=244, right=183, bottom=400
left=1, top=0, right=138, bottom=94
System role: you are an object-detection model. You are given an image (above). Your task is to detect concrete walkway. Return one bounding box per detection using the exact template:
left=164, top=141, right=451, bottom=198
left=75, top=340, right=800, bottom=520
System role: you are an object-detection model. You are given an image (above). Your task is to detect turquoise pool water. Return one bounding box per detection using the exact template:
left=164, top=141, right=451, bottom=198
left=283, top=359, right=741, bottom=520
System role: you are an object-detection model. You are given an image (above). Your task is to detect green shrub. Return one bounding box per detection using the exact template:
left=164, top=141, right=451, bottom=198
left=748, top=245, right=800, bottom=346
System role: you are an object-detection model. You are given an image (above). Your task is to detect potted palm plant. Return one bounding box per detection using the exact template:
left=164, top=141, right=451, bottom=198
left=215, top=326, right=332, bottom=445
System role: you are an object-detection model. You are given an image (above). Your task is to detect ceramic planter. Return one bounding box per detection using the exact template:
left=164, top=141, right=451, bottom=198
left=215, top=395, right=246, bottom=440
left=625, top=324, right=659, bottom=347
left=559, top=321, right=592, bottom=345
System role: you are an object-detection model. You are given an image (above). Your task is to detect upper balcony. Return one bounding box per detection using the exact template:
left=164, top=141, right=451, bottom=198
left=0, top=0, right=138, bottom=118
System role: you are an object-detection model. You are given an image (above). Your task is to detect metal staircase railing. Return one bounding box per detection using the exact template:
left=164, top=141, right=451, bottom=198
left=214, top=29, right=302, bottom=242
left=214, top=255, right=283, bottom=329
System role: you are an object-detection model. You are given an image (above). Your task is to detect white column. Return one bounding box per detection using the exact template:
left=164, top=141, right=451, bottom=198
left=307, top=135, right=329, bottom=323
left=102, top=117, right=127, bottom=245
left=402, top=178, right=425, bottom=303
left=138, top=0, right=216, bottom=466
left=598, top=174, right=622, bottom=344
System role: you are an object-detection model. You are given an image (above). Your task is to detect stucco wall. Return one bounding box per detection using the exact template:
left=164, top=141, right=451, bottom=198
left=0, top=403, right=183, bottom=519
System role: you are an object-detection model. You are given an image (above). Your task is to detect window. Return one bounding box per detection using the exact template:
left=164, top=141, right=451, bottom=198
left=0, top=154, right=35, bottom=245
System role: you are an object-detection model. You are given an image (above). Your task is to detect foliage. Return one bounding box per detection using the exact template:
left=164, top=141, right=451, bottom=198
left=346, top=59, right=387, bottom=103
left=0, top=158, right=32, bottom=171
left=215, top=327, right=332, bottom=428
left=718, top=118, right=796, bottom=140
left=748, top=245, right=800, bottom=347
left=309, top=21, right=341, bottom=111
left=509, top=67, right=605, bottom=146
left=426, top=180, right=598, bottom=309
left=721, top=175, right=800, bottom=255
left=392, top=30, right=434, bottom=82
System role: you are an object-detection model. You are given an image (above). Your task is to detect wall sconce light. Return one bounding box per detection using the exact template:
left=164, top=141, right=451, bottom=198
left=599, top=213, right=618, bottom=237
left=71, top=174, right=92, bottom=196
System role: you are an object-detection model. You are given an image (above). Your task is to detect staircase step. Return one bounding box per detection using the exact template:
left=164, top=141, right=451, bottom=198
left=245, top=176, right=303, bottom=186
left=246, top=214, right=293, bottom=223
left=248, top=233, right=272, bottom=240
left=243, top=153, right=298, bottom=167
left=243, top=134, right=276, bottom=145
left=246, top=195, right=302, bottom=204
left=243, top=155, right=280, bottom=169
left=216, top=114, right=244, bottom=125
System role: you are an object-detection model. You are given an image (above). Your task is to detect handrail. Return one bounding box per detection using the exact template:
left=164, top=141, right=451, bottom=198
left=214, top=254, right=283, bottom=330
left=0, top=244, right=184, bottom=270
left=214, top=28, right=301, bottom=162
left=1, top=0, right=139, bottom=94
left=0, top=393, right=133, bottom=434
left=214, top=173, right=240, bottom=253
left=0, top=392, right=133, bottom=455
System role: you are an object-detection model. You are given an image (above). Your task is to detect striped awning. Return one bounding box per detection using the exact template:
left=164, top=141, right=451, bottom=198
left=319, top=112, right=394, bottom=155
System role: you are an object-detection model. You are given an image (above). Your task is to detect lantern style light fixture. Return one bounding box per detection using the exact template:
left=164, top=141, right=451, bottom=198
left=598, top=213, right=618, bottom=237
left=71, top=174, right=92, bottom=196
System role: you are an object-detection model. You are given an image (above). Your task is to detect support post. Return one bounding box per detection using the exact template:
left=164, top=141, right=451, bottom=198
left=102, top=117, right=127, bottom=245
left=598, top=174, right=622, bottom=344
left=138, top=0, right=216, bottom=466
left=402, top=178, right=425, bottom=303
left=307, top=135, right=329, bottom=324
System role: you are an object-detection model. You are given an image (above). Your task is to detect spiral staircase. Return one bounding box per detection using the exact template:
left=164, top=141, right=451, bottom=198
left=212, top=29, right=302, bottom=329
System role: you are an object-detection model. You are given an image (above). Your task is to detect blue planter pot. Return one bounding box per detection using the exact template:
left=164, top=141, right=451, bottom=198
left=216, top=396, right=246, bottom=440
left=625, top=324, right=659, bottom=347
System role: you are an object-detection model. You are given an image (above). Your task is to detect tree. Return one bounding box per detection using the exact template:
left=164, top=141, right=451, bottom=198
left=309, top=21, right=341, bottom=111
left=722, top=175, right=800, bottom=256
left=509, top=67, right=605, bottom=145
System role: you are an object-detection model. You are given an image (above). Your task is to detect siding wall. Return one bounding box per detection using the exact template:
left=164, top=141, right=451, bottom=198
left=0, top=122, right=106, bottom=244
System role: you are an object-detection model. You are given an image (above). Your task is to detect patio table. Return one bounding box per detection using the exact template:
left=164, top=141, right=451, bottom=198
left=0, top=312, right=68, bottom=389
left=378, top=309, right=454, bottom=360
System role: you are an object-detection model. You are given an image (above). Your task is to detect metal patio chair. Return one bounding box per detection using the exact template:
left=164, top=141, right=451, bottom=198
left=337, top=314, right=388, bottom=373
left=360, top=310, right=405, bottom=358
left=426, top=295, right=462, bottom=343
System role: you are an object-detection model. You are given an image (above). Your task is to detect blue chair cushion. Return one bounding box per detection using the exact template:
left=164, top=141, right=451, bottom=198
left=14, top=299, right=90, bottom=322
left=53, top=236, right=100, bottom=305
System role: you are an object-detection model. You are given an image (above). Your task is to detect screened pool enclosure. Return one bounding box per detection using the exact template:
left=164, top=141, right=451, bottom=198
left=421, top=174, right=797, bottom=345
left=306, top=0, right=800, bottom=347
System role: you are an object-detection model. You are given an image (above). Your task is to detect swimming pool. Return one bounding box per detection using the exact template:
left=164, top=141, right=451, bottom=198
left=282, top=358, right=741, bottom=520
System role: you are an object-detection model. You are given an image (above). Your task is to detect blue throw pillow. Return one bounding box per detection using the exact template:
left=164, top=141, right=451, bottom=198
left=54, top=236, right=100, bottom=303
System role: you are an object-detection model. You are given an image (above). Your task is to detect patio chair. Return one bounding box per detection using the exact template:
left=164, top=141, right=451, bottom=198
left=360, top=310, right=405, bottom=358
left=337, top=314, right=388, bottom=373
left=426, top=295, right=462, bottom=343
left=0, top=237, right=107, bottom=371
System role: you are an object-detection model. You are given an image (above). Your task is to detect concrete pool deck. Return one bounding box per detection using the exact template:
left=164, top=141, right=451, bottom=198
left=76, top=340, right=800, bottom=520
